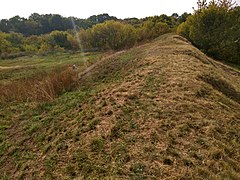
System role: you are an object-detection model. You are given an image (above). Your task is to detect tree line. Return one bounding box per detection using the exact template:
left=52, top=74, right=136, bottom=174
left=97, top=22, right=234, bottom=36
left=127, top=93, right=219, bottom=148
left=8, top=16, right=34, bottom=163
left=0, top=13, right=117, bottom=36
left=1, top=1, right=239, bottom=65
left=0, top=13, right=190, bottom=59
left=0, top=13, right=189, bottom=37
left=177, top=0, right=240, bottom=65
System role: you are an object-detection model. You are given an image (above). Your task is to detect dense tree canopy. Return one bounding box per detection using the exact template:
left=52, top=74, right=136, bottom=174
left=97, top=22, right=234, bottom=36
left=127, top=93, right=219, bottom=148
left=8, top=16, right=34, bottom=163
left=177, top=0, right=240, bottom=64
left=0, top=12, right=189, bottom=59
left=87, top=21, right=137, bottom=50
left=0, top=13, right=117, bottom=36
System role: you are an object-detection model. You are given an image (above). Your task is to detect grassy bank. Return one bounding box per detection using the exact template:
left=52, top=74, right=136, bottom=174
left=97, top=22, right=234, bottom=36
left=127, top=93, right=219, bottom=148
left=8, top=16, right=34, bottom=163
left=0, top=34, right=240, bottom=179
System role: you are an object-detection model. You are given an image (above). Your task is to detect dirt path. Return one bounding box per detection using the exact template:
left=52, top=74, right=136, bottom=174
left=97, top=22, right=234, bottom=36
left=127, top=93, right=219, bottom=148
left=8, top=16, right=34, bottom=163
left=78, top=50, right=126, bottom=79
left=0, top=65, right=36, bottom=70
left=0, top=65, right=23, bottom=70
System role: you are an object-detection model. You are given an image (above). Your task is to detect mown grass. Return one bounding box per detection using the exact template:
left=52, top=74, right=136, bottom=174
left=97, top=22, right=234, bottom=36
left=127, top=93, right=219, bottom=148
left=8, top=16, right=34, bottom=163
left=0, top=34, right=240, bottom=179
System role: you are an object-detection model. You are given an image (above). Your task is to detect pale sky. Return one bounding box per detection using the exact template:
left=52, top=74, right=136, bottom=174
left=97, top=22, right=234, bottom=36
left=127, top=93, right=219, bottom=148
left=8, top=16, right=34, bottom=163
left=1, top=0, right=240, bottom=19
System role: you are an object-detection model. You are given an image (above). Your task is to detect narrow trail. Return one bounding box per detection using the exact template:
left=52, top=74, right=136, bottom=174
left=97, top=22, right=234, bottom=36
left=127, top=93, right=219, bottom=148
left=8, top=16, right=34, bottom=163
left=77, top=50, right=126, bottom=80
left=0, top=65, right=36, bottom=70
left=0, top=65, right=22, bottom=69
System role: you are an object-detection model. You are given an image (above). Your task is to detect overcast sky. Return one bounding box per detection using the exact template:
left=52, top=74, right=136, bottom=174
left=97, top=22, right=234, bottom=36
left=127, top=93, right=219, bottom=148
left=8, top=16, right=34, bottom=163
left=1, top=0, right=240, bottom=19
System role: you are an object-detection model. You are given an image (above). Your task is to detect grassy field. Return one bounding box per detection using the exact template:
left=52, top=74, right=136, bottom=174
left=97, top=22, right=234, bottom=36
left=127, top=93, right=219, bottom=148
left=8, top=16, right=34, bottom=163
left=0, top=52, right=101, bottom=83
left=0, top=34, right=240, bottom=179
left=0, top=52, right=103, bottom=102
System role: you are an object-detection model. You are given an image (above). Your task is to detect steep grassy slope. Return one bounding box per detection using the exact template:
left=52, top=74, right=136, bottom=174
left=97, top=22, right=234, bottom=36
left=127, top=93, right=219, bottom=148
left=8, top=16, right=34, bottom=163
left=0, top=34, right=240, bottom=179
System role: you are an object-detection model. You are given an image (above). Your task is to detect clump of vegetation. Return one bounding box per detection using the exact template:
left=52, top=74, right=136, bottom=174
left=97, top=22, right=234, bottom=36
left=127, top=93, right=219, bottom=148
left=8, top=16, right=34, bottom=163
left=0, top=13, right=117, bottom=36
left=90, top=138, right=105, bottom=152
left=0, top=66, right=78, bottom=102
left=177, top=0, right=240, bottom=64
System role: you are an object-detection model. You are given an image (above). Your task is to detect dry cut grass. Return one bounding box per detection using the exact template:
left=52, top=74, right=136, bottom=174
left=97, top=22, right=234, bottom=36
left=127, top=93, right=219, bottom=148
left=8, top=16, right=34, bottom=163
left=0, top=34, right=240, bottom=179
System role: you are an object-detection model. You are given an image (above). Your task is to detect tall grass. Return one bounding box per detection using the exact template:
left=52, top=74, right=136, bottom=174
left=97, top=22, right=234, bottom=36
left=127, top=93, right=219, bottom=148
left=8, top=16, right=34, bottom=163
left=0, top=66, right=78, bottom=103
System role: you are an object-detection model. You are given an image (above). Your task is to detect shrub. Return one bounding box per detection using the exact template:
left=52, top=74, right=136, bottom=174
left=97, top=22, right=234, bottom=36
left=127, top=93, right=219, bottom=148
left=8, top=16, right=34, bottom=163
left=177, top=0, right=240, bottom=64
left=0, top=66, right=79, bottom=103
left=89, top=20, right=137, bottom=50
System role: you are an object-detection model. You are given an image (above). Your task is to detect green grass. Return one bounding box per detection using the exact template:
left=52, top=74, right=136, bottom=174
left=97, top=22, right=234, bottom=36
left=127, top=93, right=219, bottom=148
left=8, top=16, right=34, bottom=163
left=0, top=51, right=101, bottom=83
left=0, top=34, right=240, bottom=179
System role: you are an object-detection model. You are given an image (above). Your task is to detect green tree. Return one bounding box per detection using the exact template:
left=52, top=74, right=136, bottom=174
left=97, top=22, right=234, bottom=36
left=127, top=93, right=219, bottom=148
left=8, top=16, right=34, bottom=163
left=6, top=32, right=24, bottom=51
left=24, top=35, right=42, bottom=53
left=137, top=19, right=169, bottom=42
left=0, top=32, right=11, bottom=54
left=0, top=32, right=20, bottom=57
left=49, top=31, right=72, bottom=49
left=89, top=20, right=137, bottom=50
left=177, top=0, right=240, bottom=64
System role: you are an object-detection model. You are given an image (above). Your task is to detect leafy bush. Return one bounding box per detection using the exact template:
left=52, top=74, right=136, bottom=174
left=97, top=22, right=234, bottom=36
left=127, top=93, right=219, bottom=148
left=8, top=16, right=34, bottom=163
left=49, top=31, right=72, bottom=49
left=0, top=67, right=78, bottom=102
left=137, top=20, right=170, bottom=42
left=88, top=20, right=137, bottom=50
left=177, top=0, right=240, bottom=64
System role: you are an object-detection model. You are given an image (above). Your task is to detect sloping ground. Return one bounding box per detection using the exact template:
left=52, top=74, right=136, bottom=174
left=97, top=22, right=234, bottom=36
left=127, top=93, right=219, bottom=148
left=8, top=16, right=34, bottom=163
left=0, top=34, right=240, bottom=179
